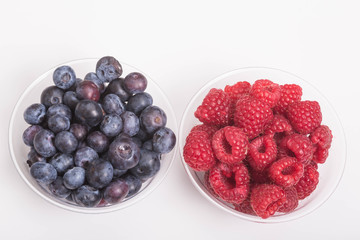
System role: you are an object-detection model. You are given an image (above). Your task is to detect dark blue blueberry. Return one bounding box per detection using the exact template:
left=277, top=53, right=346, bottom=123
left=140, top=106, right=167, bottom=135
left=47, top=103, right=72, bottom=119
left=30, top=162, right=57, bottom=185
left=113, top=168, right=127, bottom=178
left=72, top=185, right=102, bottom=207
left=108, top=137, right=140, bottom=170
left=100, top=114, right=123, bottom=137
left=86, top=160, right=113, bottom=189
left=142, top=140, right=153, bottom=151
left=103, top=179, right=128, bottom=204
left=130, top=149, right=160, bottom=182
left=63, top=167, right=85, bottom=190
left=68, top=78, right=83, bottom=92
left=49, top=153, right=74, bottom=175
left=76, top=80, right=100, bottom=101
left=102, top=94, right=125, bottom=115
left=96, top=56, right=122, bottom=82
left=48, top=114, right=70, bottom=133
left=134, top=128, right=151, bottom=142
left=74, top=146, right=98, bottom=168
left=84, top=72, right=105, bottom=93
left=23, top=103, right=46, bottom=125
left=152, top=127, right=176, bottom=154
left=126, top=92, right=153, bottom=116
left=121, top=111, right=140, bottom=137
left=53, top=65, right=76, bottom=90
left=104, top=78, right=130, bottom=102
left=123, top=72, right=147, bottom=94
left=26, top=148, right=46, bottom=167
left=33, top=129, right=57, bottom=158
left=69, top=123, right=88, bottom=142
left=75, top=100, right=103, bottom=127
left=23, top=125, right=43, bottom=146
left=63, top=91, right=79, bottom=110
left=77, top=141, right=88, bottom=150
left=41, top=86, right=64, bottom=108
left=86, top=131, right=109, bottom=153
left=122, top=174, right=142, bottom=197
left=54, top=131, right=78, bottom=154
left=131, top=137, right=142, bottom=149
left=48, top=176, right=71, bottom=198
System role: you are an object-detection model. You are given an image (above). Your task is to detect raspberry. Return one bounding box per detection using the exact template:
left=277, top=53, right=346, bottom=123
left=268, top=157, right=304, bottom=188
left=234, top=98, right=273, bottom=139
left=224, top=81, right=251, bottom=102
left=209, top=163, right=250, bottom=204
left=248, top=167, right=270, bottom=184
left=286, top=101, right=322, bottom=134
left=310, top=125, right=333, bottom=149
left=250, top=79, right=281, bottom=108
left=234, top=197, right=256, bottom=215
left=294, top=164, right=319, bottom=200
left=278, top=186, right=299, bottom=213
left=312, top=147, right=329, bottom=164
left=190, top=124, right=220, bottom=138
left=194, top=88, right=231, bottom=126
left=183, top=131, right=217, bottom=171
left=247, top=135, right=277, bottom=172
left=274, top=84, right=302, bottom=114
left=278, top=134, right=315, bottom=164
left=203, top=171, right=218, bottom=197
left=264, top=114, right=293, bottom=136
left=250, top=184, right=286, bottom=219
left=309, top=160, right=318, bottom=169
left=212, top=126, right=249, bottom=165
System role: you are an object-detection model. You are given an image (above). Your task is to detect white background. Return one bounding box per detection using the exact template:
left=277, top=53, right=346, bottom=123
left=1, top=0, right=359, bottom=239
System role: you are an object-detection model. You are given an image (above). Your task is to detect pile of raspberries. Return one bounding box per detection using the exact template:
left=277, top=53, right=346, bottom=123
left=183, top=79, right=332, bottom=219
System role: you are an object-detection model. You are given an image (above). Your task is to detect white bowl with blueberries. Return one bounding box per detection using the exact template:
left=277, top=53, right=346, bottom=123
left=9, top=57, right=177, bottom=213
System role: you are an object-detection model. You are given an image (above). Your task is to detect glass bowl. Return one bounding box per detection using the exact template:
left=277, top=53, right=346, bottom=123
left=9, top=58, right=178, bottom=214
left=179, top=67, right=346, bottom=223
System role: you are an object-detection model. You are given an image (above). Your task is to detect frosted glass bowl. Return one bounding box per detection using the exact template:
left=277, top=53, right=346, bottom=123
left=179, top=67, right=346, bottom=223
left=9, top=58, right=178, bottom=213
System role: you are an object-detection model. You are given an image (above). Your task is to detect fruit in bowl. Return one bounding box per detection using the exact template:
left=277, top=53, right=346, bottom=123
left=20, top=56, right=176, bottom=208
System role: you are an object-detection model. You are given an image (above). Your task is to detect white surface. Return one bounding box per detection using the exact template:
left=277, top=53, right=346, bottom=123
left=0, top=0, right=359, bottom=239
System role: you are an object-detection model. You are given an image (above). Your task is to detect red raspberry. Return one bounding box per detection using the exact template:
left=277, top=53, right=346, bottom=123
left=248, top=167, right=270, bottom=184
left=286, top=101, right=322, bottom=134
left=250, top=79, right=281, bottom=108
left=278, top=186, right=299, bottom=213
left=250, top=184, right=286, bottom=219
left=274, top=84, right=302, bottom=114
left=234, top=197, right=256, bottom=215
left=247, top=135, right=277, bottom=172
left=264, top=114, right=293, bottom=136
left=294, top=164, right=319, bottom=200
left=224, top=81, right=251, bottom=102
left=194, top=88, right=231, bottom=126
left=278, top=134, right=315, bottom=164
left=212, top=126, right=249, bottom=165
left=310, top=125, right=333, bottom=149
left=209, top=163, right=250, bottom=204
left=309, top=160, right=318, bottom=169
left=190, top=124, right=220, bottom=138
left=203, top=171, right=218, bottom=197
left=312, top=147, right=329, bottom=164
left=234, top=98, right=273, bottom=139
left=268, top=157, right=304, bottom=188
left=183, top=131, right=217, bottom=171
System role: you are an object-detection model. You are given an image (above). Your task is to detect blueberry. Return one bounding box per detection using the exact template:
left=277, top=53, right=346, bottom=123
left=142, top=140, right=153, bottom=151
left=68, top=78, right=83, bottom=92
left=54, top=131, right=78, bottom=154
left=30, top=162, right=57, bottom=185
left=49, top=153, right=74, bottom=175
left=152, top=127, right=176, bottom=154
left=33, top=129, right=56, bottom=158
left=121, top=111, right=140, bottom=137
left=48, top=114, right=70, bottom=133
left=75, top=100, right=103, bottom=127
left=84, top=72, right=105, bottom=93
left=113, top=169, right=127, bottom=178
left=86, top=160, right=113, bottom=189
left=41, top=86, right=64, bottom=108
left=47, top=103, right=72, bottom=119
left=48, top=176, right=71, bottom=198
left=63, top=167, right=85, bottom=189
left=72, top=185, right=102, bottom=207
left=76, top=80, right=100, bottom=101
left=69, top=123, right=88, bottom=141
left=63, top=91, right=79, bottom=110
left=102, top=94, right=125, bottom=115
left=123, top=72, right=147, bottom=94
left=100, top=114, right=123, bottom=137
left=23, top=103, right=46, bottom=125
left=96, top=56, right=122, bottom=82
left=26, top=148, right=46, bottom=167
left=74, top=146, right=98, bottom=168
left=103, top=179, right=129, bottom=204
left=77, top=141, right=88, bottom=150
left=108, top=137, right=140, bottom=170
left=122, top=174, right=142, bottom=197
left=130, top=149, right=160, bottom=181
left=23, top=125, right=43, bottom=146
left=126, top=92, right=153, bottom=116
left=134, top=128, right=151, bottom=142
left=86, top=131, right=109, bottom=153
left=53, top=65, right=76, bottom=90
left=104, top=78, right=130, bottom=102
left=131, top=137, right=142, bottom=149
left=139, top=106, right=167, bottom=135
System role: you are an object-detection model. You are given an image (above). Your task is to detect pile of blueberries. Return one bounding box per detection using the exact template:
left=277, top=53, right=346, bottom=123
left=22, top=56, right=176, bottom=207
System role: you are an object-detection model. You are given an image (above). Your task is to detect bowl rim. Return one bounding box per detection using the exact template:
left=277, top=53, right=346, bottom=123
left=179, top=66, right=347, bottom=223
left=8, top=58, right=178, bottom=214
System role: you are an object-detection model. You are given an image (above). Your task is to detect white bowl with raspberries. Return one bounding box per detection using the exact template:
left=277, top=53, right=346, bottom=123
left=180, top=67, right=346, bottom=223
